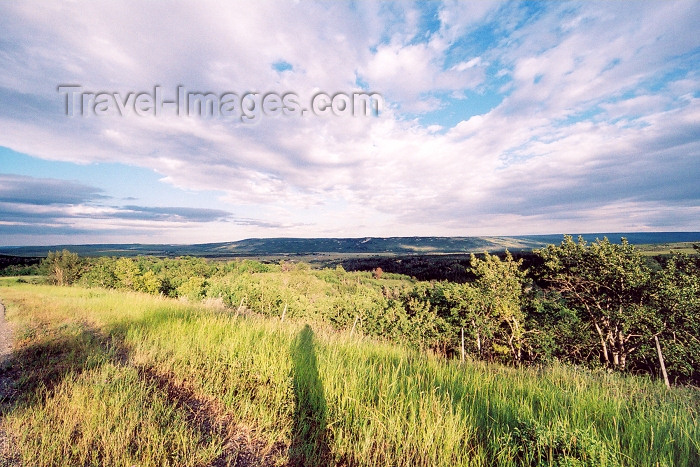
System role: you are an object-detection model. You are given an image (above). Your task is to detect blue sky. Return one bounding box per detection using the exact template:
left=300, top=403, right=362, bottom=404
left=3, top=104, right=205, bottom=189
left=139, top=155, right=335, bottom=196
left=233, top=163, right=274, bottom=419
left=0, top=0, right=698, bottom=246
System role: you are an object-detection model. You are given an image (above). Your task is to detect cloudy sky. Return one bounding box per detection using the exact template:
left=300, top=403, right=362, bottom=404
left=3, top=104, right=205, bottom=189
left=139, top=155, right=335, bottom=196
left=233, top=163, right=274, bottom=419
left=0, top=1, right=698, bottom=246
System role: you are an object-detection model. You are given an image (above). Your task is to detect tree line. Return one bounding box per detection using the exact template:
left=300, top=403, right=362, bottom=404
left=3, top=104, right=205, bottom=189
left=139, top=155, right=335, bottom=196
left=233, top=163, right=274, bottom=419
left=38, top=236, right=699, bottom=385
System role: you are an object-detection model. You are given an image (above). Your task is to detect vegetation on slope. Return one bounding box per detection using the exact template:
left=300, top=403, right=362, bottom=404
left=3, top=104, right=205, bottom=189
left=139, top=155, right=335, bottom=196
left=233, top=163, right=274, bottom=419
left=35, top=236, right=700, bottom=385
left=0, top=281, right=698, bottom=466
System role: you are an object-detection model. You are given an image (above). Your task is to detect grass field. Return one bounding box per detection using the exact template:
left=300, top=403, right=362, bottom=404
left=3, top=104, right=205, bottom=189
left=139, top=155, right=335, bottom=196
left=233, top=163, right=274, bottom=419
left=635, top=242, right=699, bottom=256
left=0, top=279, right=698, bottom=466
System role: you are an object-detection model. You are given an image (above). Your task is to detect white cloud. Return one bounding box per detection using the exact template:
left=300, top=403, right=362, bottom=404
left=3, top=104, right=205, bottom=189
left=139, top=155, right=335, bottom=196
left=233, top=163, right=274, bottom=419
left=0, top=0, right=698, bottom=244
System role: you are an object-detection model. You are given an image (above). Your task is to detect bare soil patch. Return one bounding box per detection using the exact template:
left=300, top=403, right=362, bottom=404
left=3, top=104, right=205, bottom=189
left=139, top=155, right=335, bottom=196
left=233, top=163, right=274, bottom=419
left=0, top=300, right=20, bottom=467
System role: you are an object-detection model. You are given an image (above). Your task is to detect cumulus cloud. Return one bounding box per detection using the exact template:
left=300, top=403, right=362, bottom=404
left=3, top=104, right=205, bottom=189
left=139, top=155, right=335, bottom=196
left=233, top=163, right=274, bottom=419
left=0, top=0, right=698, bottom=244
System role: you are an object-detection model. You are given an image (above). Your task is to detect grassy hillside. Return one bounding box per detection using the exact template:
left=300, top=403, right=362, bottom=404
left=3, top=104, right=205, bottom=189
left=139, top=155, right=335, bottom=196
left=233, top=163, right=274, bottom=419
left=1, top=280, right=698, bottom=466
left=635, top=241, right=700, bottom=256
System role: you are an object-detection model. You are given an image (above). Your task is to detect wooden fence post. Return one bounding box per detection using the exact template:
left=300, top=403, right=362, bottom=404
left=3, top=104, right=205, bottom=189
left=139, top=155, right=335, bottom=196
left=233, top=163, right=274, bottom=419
left=654, top=335, right=671, bottom=389
left=350, top=315, right=359, bottom=337
left=280, top=303, right=287, bottom=322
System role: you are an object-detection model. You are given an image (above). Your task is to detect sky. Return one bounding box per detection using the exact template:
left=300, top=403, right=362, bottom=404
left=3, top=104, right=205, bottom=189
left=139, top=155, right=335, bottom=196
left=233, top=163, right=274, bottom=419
left=0, top=0, right=698, bottom=246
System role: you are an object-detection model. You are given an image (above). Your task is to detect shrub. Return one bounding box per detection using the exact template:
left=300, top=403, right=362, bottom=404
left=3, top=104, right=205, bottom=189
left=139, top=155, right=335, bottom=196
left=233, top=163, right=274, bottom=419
left=509, top=418, right=611, bottom=467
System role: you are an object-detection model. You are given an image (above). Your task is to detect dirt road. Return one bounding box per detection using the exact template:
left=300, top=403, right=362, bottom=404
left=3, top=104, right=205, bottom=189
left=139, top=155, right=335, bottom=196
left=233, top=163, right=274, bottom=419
left=0, top=299, right=18, bottom=467
left=0, top=301, right=11, bottom=369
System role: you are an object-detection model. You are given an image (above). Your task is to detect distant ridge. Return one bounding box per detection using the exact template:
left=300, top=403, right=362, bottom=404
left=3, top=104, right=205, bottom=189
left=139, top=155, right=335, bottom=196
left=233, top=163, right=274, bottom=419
left=514, top=232, right=700, bottom=246
left=0, top=232, right=698, bottom=258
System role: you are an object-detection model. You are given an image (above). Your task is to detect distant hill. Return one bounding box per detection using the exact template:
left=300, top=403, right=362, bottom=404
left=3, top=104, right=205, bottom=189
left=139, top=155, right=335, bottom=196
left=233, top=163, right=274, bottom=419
left=0, top=232, right=698, bottom=258
left=208, top=236, right=538, bottom=255
left=514, top=232, right=700, bottom=246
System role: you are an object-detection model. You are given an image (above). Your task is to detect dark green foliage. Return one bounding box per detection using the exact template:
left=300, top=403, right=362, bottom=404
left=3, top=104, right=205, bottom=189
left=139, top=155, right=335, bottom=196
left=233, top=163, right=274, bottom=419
left=78, top=257, right=118, bottom=288
left=523, top=293, right=595, bottom=365
left=335, top=251, right=545, bottom=283
left=534, top=237, right=699, bottom=383
left=536, top=237, right=652, bottom=371
left=508, top=418, right=611, bottom=467
left=641, top=253, right=700, bottom=384
left=41, top=249, right=83, bottom=286
left=338, top=254, right=477, bottom=282
left=0, top=254, right=42, bottom=276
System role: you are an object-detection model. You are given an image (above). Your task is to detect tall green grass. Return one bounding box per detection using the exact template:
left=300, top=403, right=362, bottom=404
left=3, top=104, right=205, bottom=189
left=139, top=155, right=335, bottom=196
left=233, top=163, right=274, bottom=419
left=1, top=280, right=698, bottom=466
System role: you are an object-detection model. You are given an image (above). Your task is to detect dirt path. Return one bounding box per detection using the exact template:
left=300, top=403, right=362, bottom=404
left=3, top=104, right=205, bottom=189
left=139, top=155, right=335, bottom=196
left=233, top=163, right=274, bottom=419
left=0, top=301, right=11, bottom=370
left=0, top=299, right=19, bottom=467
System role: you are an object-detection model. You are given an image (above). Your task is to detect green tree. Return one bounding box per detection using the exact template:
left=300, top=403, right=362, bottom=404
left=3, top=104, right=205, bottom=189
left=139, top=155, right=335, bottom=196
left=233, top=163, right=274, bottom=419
left=176, top=275, right=206, bottom=300
left=114, top=257, right=143, bottom=291
left=78, top=257, right=118, bottom=288
left=536, top=236, right=651, bottom=371
left=139, top=269, right=163, bottom=295
left=399, top=283, right=451, bottom=352
left=523, top=290, right=596, bottom=365
left=646, top=253, right=700, bottom=384
left=469, top=251, right=527, bottom=364
left=42, top=249, right=82, bottom=286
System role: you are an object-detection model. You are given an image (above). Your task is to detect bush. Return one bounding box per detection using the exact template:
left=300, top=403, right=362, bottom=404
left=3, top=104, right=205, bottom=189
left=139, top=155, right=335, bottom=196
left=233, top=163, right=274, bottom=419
left=509, top=418, right=611, bottom=467
left=42, top=250, right=83, bottom=286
